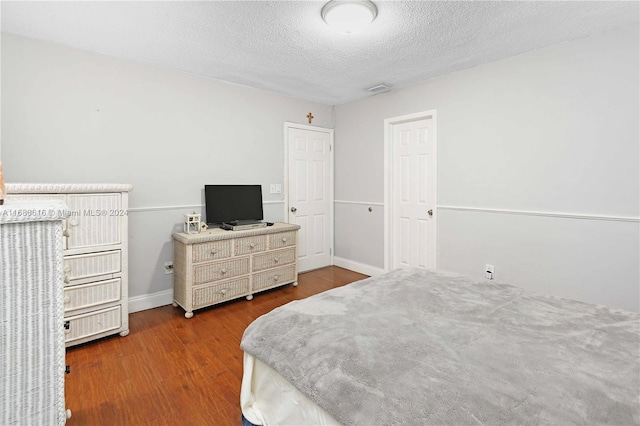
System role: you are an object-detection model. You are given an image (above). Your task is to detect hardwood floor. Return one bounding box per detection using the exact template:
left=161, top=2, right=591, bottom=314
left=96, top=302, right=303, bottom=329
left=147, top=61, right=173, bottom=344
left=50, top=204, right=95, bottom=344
left=64, top=266, right=368, bottom=426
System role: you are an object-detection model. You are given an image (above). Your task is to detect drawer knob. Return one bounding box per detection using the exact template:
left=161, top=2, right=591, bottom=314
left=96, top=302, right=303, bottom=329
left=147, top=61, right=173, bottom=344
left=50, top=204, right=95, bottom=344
left=64, top=275, right=70, bottom=284
left=69, top=219, right=79, bottom=227
left=282, top=237, right=288, bottom=242
left=274, top=257, right=280, bottom=263
left=210, top=249, right=216, bottom=255
left=249, top=242, right=256, bottom=248
left=220, top=288, right=228, bottom=295
left=220, top=268, right=228, bottom=275
left=64, top=297, right=70, bottom=304
left=273, top=275, right=280, bottom=281
left=63, top=265, right=71, bottom=273
left=63, top=230, right=70, bottom=238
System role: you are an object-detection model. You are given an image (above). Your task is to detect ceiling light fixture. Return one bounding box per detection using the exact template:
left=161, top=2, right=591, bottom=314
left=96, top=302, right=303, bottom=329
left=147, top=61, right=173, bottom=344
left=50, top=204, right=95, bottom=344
left=321, top=0, right=378, bottom=34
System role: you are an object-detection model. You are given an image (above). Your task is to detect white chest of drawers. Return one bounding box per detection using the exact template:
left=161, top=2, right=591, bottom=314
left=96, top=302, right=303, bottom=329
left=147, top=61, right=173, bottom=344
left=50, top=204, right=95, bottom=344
left=172, top=223, right=300, bottom=318
left=6, top=183, right=132, bottom=346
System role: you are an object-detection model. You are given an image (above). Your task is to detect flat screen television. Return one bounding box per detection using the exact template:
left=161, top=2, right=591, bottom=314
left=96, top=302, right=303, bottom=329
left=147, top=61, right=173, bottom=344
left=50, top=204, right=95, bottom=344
left=205, top=184, right=264, bottom=225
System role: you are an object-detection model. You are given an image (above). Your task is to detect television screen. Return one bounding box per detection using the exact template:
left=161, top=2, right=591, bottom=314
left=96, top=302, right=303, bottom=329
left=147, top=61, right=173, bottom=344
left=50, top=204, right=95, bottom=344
left=205, top=185, right=264, bottom=225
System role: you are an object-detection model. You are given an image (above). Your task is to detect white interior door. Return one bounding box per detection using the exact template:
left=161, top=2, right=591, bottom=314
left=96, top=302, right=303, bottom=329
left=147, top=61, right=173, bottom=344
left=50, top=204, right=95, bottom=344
left=286, top=124, right=333, bottom=272
left=388, top=114, right=437, bottom=270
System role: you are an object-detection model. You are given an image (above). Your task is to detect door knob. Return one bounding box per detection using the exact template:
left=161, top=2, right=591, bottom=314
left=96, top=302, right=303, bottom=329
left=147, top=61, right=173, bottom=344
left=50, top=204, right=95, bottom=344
left=428, top=209, right=433, bottom=216
left=290, top=207, right=297, bottom=213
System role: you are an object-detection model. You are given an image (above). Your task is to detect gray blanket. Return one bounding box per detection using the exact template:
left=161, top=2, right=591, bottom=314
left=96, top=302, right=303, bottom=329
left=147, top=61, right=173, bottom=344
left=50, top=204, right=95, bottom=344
left=241, top=268, right=640, bottom=425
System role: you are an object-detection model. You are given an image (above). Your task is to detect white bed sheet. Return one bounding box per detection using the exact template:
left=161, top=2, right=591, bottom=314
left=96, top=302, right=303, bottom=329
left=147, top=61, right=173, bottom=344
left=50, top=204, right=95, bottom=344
left=241, top=352, right=340, bottom=426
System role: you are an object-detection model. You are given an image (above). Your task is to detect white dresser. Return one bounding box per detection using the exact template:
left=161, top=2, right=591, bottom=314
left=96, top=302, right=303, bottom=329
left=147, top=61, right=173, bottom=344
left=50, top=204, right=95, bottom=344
left=172, top=223, right=300, bottom=318
left=6, top=183, right=132, bottom=347
left=1, top=200, right=71, bottom=424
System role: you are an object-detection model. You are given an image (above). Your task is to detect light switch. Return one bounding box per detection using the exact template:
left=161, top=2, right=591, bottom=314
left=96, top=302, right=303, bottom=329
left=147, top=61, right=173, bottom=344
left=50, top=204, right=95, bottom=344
left=270, top=184, right=282, bottom=194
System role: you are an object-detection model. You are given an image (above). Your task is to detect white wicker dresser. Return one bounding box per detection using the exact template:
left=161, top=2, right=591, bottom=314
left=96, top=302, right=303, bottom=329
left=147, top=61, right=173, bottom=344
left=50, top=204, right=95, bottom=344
left=6, top=183, right=132, bottom=347
left=1, top=200, right=71, bottom=424
left=172, top=223, right=300, bottom=318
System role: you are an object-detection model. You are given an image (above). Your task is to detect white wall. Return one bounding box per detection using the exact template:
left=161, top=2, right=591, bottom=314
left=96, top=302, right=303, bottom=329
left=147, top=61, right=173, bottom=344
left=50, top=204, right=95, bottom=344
left=334, top=24, right=640, bottom=311
left=1, top=34, right=333, bottom=309
left=3, top=25, right=639, bottom=312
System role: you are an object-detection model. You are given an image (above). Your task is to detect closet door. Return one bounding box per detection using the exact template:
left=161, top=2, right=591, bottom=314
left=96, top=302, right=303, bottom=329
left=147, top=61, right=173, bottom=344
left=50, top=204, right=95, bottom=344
left=385, top=111, right=437, bottom=271
left=286, top=124, right=334, bottom=272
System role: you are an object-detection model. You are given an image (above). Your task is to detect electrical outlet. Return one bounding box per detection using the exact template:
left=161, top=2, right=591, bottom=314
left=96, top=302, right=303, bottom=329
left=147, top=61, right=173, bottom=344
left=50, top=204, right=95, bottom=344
left=164, top=261, right=174, bottom=275
left=485, top=264, right=494, bottom=280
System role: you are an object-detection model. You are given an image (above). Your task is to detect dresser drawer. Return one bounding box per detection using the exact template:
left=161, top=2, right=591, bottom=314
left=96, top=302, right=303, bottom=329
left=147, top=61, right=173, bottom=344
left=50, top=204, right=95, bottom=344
left=64, top=305, right=122, bottom=344
left=63, top=250, right=121, bottom=285
left=193, top=257, right=250, bottom=285
left=253, top=247, right=296, bottom=272
left=192, top=277, right=250, bottom=308
left=63, top=278, right=121, bottom=313
left=252, top=264, right=297, bottom=292
left=192, top=240, right=231, bottom=263
left=234, top=235, right=266, bottom=255
left=268, top=231, right=296, bottom=249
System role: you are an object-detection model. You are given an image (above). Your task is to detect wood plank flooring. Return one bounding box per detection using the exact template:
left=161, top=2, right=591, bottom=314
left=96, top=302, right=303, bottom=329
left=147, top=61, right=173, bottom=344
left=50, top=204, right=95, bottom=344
left=64, top=266, right=368, bottom=426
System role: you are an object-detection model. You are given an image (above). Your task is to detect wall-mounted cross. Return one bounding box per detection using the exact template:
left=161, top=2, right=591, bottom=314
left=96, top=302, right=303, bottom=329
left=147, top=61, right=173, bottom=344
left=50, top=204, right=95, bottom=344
left=307, top=112, right=314, bottom=124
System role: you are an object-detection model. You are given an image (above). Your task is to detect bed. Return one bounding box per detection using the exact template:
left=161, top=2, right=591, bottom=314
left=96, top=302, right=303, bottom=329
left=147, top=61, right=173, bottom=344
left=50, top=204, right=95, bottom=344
left=240, top=268, right=640, bottom=425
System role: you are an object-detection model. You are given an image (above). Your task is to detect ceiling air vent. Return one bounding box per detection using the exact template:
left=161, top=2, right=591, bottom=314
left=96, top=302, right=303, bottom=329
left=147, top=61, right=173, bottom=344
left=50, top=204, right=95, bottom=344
left=367, top=83, right=391, bottom=95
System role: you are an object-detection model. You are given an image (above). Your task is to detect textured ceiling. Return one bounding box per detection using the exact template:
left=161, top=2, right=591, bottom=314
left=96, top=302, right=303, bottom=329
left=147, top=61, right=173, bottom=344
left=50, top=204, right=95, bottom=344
left=2, top=1, right=638, bottom=106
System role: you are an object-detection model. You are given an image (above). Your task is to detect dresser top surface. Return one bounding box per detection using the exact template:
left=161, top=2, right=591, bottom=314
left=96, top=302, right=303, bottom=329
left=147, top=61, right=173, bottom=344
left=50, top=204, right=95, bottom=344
left=173, top=222, right=300, bottom=244
left=7, top=183, right=133, bottom=194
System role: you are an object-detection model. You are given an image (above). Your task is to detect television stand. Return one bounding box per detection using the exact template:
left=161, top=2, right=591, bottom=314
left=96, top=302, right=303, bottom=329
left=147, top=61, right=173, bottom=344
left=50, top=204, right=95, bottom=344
left=172, top=222, right=300, bottom=318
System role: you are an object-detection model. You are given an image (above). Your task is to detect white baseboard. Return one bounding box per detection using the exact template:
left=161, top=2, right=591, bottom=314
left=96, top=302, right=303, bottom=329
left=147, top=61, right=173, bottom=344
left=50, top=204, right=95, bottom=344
left=333, top=257, right=385, bottom=277
left=128, top=289, right=174, bottom=313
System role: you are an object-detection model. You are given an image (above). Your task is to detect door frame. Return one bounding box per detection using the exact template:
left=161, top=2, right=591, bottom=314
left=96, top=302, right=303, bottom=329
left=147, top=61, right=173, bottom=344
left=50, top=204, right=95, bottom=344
left=283, top=121, right=335, bottom=269
left=383, top=110, right=438, bottom=272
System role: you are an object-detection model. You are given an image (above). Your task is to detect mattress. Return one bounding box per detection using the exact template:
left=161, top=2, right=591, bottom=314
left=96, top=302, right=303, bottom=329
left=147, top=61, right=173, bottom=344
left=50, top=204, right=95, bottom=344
left=241, top=352, right=338, bottom=426
left=241, top=268, right=640, bottom=425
